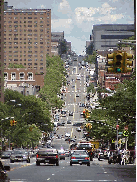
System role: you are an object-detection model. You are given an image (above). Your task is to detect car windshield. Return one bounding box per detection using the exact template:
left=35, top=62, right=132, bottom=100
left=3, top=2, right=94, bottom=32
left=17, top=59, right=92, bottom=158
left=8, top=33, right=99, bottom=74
left=11, top=150, right=27, bottom=154
left=78, top=144, right=91, bottom=148
left=72, top=151, right=87, bottom=155
left=2, top=151, right=11, bottom=154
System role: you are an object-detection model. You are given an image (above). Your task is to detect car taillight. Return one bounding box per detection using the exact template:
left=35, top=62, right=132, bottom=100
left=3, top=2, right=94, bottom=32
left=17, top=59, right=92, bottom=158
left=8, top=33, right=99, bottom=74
left=36, top=154, right=39, bottom=158
left=56, top=155, right=58, bottom=158
left=71, top=157, right=76, bottom=159
left=85, top=157, right=89, bottom=160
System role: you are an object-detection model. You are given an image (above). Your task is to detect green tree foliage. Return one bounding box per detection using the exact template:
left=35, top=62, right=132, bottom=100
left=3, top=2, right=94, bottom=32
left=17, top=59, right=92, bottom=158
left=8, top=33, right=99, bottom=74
left=86, top=70, right=136, bottom=147
left=8, top=63, right=25, bottom=68
left=2, top=89, right=52, bottom=148
left=87, top=83, right=96, bottom=94
left=40, top=55, right=66, bottom=110
left=84, top=51, right=96, bottom=64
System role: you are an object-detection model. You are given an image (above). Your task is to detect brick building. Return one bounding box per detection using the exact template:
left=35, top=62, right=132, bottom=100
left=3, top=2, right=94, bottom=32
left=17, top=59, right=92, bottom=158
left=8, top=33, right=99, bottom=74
left=4, top=68, right=44, bottom=95
left=4, top=2, right=51, bottom=75
left=0, top=0, right=4, bottom=102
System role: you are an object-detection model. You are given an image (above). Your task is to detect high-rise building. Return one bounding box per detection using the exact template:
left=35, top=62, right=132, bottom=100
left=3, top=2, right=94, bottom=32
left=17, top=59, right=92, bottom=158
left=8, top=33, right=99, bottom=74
left=4, top=2, right=51, bottom=75
left=0, top=0, right=4, bottom=103
left=92, top=24, right=134, bottom=51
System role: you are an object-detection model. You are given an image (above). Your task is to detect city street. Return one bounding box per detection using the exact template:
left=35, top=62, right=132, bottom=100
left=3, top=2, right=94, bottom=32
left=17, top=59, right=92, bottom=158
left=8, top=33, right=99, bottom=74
left=3, top=58, right=136, bottom=182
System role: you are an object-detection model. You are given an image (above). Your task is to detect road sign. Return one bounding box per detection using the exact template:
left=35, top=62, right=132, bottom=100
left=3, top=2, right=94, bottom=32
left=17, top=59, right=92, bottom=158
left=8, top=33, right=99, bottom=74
left=118, top=132, right=123, bottom=135
left=116, top=125, right=119, bottom=130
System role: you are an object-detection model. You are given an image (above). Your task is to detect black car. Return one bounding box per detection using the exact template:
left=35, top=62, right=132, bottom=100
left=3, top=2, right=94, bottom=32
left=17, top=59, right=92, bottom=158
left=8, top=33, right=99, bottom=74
left=36, top=148, right=59, bottom=166
left=69, top=111, right=73, bottom=116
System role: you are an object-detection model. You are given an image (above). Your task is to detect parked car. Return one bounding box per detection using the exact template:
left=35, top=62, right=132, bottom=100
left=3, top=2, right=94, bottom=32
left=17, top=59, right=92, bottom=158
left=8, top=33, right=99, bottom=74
left=70, top=150, right=90, bottom=166
left=36, top=148, right=59, bottom=166
left=1, top=150, right=12, bottom=159
left=58, top=150, right=65, bottom=160
left=10, top=150, right=30, bottom=163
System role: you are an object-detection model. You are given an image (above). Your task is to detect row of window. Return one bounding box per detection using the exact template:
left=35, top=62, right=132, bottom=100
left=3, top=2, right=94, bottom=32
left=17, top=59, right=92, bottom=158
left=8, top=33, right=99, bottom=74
left=4, top=17, right=46, bottom=20
left=5, top=51, right=44, bottom=53
left=6, top=21, right=45, bottom=23
left=4, top=12, right=50, bottom=15
left=5, top=25, right=46, bottom=27
left=4, top=33, right=50, bottom=36
left=5, top=38, right=44, bottom=41
left=5, top=42, right=45, bottom=44
left=4, top=58, right=45, bottom=61
left=4, top=46, right=50, bottom=49
left=4, top=72, right=33, bottom=80
left=4, top=62, right=43, bottom=65
left=4, top=29, right=48, bottom=33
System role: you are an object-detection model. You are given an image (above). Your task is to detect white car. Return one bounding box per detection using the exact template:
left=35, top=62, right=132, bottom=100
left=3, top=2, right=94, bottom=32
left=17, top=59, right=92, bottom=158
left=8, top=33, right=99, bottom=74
left=65, top=133, right=70, bottom=137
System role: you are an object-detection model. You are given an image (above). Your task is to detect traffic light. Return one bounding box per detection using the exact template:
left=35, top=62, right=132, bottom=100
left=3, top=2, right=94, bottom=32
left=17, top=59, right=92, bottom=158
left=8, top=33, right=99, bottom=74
left=10, top=120, right=13, bottom=126
left=107, top=51, right=134, bottom=73
left=107, top=53, right=115, bottom=73
left=124, top=52, right=133, bottom=73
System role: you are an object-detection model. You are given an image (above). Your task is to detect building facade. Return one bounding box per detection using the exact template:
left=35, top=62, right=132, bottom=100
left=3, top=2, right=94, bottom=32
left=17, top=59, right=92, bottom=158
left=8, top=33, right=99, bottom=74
left=4, top=2, right=51, bottom=75
left=0, top=0, right=4, bottom=103
left=4, top=68, right=44, bottom=95
left=92, top=24, right=134, bottom=51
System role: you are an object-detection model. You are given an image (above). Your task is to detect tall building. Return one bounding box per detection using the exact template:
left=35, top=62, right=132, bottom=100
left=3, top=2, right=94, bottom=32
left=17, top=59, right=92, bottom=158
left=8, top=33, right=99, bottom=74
left=4, top=2, right=51, bottom=75
left=0, top=0, right=4, bottom=103
left=92, top=24, right=134, bottom=51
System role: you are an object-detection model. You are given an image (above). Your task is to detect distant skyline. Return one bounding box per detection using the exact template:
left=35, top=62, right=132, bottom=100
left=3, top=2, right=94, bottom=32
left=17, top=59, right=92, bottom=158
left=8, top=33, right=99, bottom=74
left=5, top=0, right=134, bottom=55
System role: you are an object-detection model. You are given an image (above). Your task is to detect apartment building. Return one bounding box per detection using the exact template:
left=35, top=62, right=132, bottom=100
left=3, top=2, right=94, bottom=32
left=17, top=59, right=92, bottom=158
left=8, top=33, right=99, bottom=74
left=4, top=2, right=51, bottom=75
left=0, top=0, right=4, bottom=103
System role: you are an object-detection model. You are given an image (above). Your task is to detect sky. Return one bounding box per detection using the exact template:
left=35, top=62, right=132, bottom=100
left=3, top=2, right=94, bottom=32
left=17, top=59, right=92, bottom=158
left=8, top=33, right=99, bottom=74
left=5, top=0, right=134, bottom=55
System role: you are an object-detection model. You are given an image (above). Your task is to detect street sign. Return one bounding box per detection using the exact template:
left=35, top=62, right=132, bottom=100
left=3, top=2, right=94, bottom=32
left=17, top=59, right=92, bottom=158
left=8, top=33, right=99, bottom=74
left=118, top=132, right=123, bottom=135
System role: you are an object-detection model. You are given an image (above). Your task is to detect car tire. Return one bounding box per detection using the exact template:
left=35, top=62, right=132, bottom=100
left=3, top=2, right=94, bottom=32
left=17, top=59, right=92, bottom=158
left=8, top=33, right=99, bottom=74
left=36, top=161, right=40, bottom=166
left=108, top=160, right=111, bottom=164
left=70, top=162, right=72, bottom=166
left=87, top=163, right=90, bottom=166
left=56, top=162, right=59, bottom=166
left=10, top=160, right=14, bottom=163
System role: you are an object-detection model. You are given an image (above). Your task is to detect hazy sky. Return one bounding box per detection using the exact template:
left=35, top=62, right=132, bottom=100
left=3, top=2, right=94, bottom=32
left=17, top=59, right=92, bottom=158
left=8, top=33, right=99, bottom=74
left=5, top=0, right=134, bottom=55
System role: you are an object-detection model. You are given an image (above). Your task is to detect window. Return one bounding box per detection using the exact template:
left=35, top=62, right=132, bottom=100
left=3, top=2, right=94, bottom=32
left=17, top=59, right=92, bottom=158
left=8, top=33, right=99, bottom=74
left=40, top=67, right=43, bottom=70
left=34, top=63, right=37, bottom=65
left=28, top=25, right=32, bottom=27
left=11, top=73, right=16, bottom=80
left=28, top=72, right=33, bottom=80
left=28, top=17, right=32, bottom=19
left=34, top=17, right=37, bottom=19
left=28, top=21, right=32, bottom=23
left=19, top=72, right=24, bottom=80
left=14, top=59, right=18, bottom=61
left=4, top=73, right=8, bottom=80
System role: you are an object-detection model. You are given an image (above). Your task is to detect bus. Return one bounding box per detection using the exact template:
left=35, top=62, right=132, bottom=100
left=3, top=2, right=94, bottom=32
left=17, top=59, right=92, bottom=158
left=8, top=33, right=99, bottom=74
left=61, top=110, right=67, bottom=117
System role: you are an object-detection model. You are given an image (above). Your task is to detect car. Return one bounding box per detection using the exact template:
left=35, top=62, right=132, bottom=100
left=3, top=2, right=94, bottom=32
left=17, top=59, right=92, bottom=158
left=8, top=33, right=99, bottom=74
left=67, top=120, right=72, bottom=124
left=58, top=150, right=65, bottom=160
left=62, top=121, right=65, bottom=125
left=98, top=152, right=104, bottom=161
left=76, top=127, right=81, bottom=132
left=72, top=85, right=75, bottom=88
left=76, top=94, right=79, bottom=97
left=10, top=150, right=30, bottom=163
left=65, top=133, right=70, bottom=137
left=1, top=150, right=12, bottom=159
left=36, top=148, right=59, bottom=166
left=65, top=138, right=76, bottom=142
left=0, top=160, right=10, bottom=182
left=65, top=150, right=70, bottom=157
left=70, top=150, right=90, bottom=166
left=69, top=111, right=73, bottom=116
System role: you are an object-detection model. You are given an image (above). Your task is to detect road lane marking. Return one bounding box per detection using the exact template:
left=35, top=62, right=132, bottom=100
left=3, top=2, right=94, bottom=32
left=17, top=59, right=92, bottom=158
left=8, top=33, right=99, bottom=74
left=68, top=180, right=117, bottom=181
